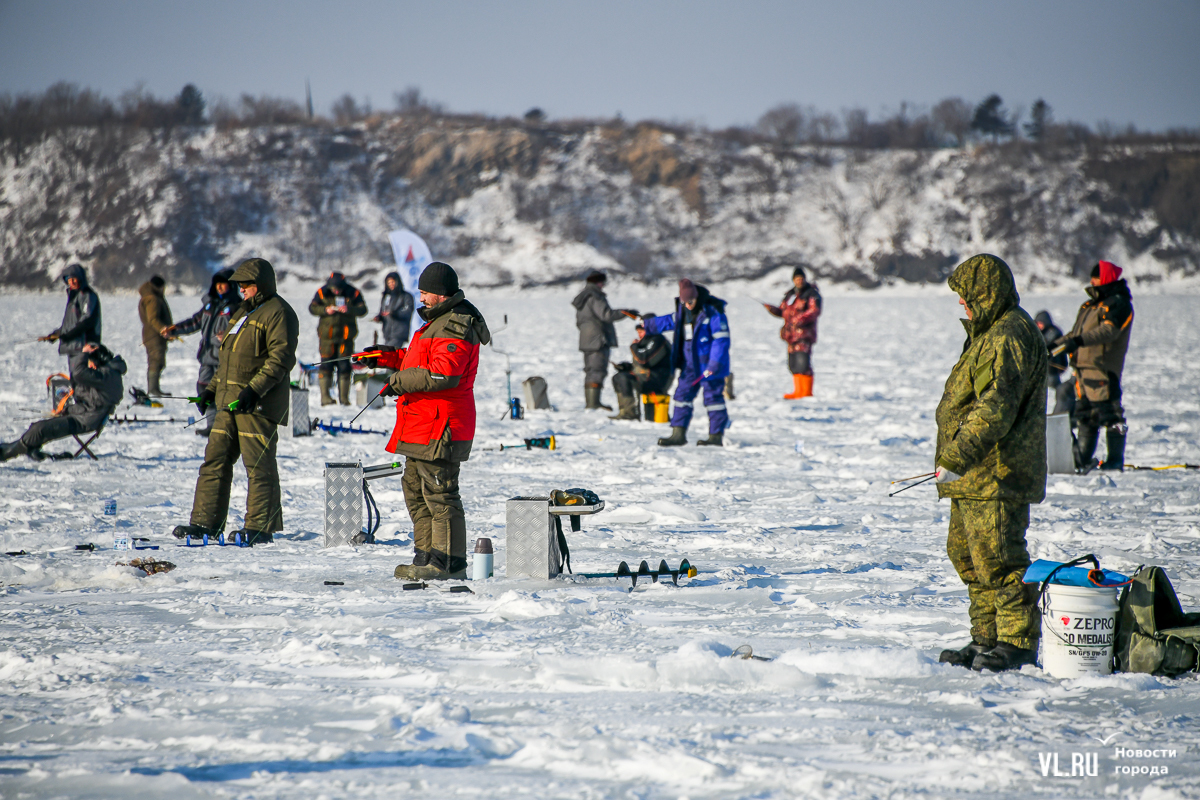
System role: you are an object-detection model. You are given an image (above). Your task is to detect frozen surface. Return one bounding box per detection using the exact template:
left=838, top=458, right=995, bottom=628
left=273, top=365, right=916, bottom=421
left=0, top=285, right=1197, bottom=798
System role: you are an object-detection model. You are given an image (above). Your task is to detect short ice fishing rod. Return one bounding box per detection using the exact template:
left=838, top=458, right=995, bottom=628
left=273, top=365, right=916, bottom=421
left=888, top=473, right=937, bottom=497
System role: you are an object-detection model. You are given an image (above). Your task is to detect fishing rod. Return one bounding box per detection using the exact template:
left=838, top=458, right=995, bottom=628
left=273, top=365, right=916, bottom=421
left=888, top=474, right=937, bottom=497
left=1124, top=463, right=1199, bottom=471
left=890, top=471, right=935, bottom=484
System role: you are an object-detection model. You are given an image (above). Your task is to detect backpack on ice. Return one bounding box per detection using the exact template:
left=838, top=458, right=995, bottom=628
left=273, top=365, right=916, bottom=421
left=1114, top=566, right=1200, bottom=677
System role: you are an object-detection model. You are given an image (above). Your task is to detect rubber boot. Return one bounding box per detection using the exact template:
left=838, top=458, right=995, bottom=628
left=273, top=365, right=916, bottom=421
left=783, top=374, right=813, bottom=399
left=1100, top=426, right=1126, bottom=471
left=0, top=440, right=28, bottom=462
left=971, top=641, right=1038, bottom=672
left=697, top=432, right=723, bottom=446
left=657, top=426, right=687, bottom=447
left=1073, top=423, right=1099, bottom=471
left=147, top=369, right=164, bottom=397
left=338, top=373, right=352, bottom=406
left=608, top=393, right=640, bottom=420
left=938, top=640, right=994, bottom=667
left=319, top=373, right=335, bottom=406
left=585, top=385, right=611, bottom=411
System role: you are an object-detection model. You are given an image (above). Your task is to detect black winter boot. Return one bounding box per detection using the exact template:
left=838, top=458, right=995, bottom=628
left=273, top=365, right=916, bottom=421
left=1100, top=425, right=1126, bottom=471
left=971, top=642, right=1038, bottom=672
left=608, top=393, right=639, bottom=420
left=697, top=433, right=723, bottom=446
left=1073, top=424, right=1099, bottom=471
left=938, top=640, right=994, bottom=667
left=172, top=524, right=217, bottom=540
left=657, top=426, right=687, bottom=447
left=0, top=441, right=28, bottom=462
left=230, top=529, right=273, bottom=546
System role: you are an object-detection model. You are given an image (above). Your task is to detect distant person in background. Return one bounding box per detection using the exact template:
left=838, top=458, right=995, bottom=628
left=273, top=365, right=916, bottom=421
left=609, top=323, right=673, bottom=420
left=163, top=268, right=239, bottom=435
left=1034, top=310, right=1074, bottom=416
left=137, top=275, right=172, bottom=396
left=764, top=266, right=821, bottom=399
left=572, top=270, right=638, bottom=411
left=309, top=271, right=368, bottom=406
left=643, top=279, right=732, bottom=447
left=375, top=271, right=415, bottom=349
left=0, top=344, right=126, bottom=462
left=1053, top=261, right=1134, bottom=472
left=39, top=264, right=102, bottom=375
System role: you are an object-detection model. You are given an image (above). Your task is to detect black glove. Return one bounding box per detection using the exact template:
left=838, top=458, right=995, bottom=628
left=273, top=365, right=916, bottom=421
left=641, top=312, right=657, bottom=322
left=622, top=309, right=640, bottom=318
left=233, top=386, right=260, bottom=413
left=1055, top=336, right=1083, bottom=354
left=381, top=382, right=400, bottom=398
left=353, top=344, right=395, bottom=369
left=196, top=389, right=216, bottom=415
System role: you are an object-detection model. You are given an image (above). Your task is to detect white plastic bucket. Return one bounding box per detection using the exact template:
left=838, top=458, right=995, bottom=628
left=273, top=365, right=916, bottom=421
left=1040, top=583, right=1119, bottom=678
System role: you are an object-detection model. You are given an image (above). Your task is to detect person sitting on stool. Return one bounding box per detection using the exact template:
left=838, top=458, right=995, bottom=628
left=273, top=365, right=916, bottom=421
left=610, top=323, right=672, bottom=420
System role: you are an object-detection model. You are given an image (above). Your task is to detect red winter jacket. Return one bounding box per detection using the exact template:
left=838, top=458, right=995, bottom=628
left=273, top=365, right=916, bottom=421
left=767, top=283, right=822, bottom=353
left=374, top=293, right=491, bottom=462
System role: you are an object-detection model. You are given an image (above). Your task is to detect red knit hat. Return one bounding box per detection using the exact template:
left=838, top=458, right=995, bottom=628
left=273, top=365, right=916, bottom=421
left=678, top=279, right=698, bottom=303
left=1097, top=260, right=1123, bottom=284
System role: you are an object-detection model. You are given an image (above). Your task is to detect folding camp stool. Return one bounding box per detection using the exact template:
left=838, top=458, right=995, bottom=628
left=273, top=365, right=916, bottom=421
left=70, top=420, right=106, bottom=460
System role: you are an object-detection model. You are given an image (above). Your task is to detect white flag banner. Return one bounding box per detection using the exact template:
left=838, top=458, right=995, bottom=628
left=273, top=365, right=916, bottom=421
left=387, top=229, right=434, bottom=295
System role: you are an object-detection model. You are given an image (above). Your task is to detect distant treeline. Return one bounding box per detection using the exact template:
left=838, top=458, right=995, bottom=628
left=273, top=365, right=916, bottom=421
left=3, top=82, right=1199, bottom=161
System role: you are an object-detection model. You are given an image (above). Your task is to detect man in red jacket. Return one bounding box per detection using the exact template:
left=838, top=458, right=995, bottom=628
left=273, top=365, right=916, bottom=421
left=358, top=262, right=491, bottom=580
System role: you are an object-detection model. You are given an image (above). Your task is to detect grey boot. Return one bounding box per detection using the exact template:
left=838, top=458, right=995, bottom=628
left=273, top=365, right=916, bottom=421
left=585, top=384, right=611, bottom=411
left=609, top=393, right=640, bottom=420
left=338, top=373, right=353, bottom=406
left=147, top=369, right=164, bottom=397
left=318, top=373, right=335, bottom=406
left=657, top=426, right=687, bottom=447
left=1100, top=425, right=1127, bottom=471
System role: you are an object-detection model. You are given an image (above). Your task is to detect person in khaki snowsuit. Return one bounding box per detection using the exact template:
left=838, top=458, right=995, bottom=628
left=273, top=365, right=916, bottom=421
left=934, top=254, right=1047, bottom=673
left=309, top=272, right=368, bottom=405
left=173, top=258, right=299, bottom=545
left=137, top=276, right=172, bottom=396
left=1053, top=260, right=1134, bottom=471
left=572, top=271, right=638, bottom=410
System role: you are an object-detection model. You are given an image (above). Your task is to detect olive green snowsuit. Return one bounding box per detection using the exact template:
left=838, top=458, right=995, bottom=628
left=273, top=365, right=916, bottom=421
left=936, top=254, right=1047, bottom=651
left=189, top=258, right=299, bottom=533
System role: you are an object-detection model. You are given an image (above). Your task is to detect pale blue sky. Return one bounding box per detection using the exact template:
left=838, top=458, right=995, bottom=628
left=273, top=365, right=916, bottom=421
left=1, top=0, right=1196, bottom=130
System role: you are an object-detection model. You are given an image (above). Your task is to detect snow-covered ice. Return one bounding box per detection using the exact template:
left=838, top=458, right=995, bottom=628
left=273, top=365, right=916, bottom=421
left=1, top=282, right=1197, bottom=798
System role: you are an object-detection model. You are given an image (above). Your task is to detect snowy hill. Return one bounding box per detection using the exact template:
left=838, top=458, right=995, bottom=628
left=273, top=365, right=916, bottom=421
left=2, top=117, right=1199, bottom=291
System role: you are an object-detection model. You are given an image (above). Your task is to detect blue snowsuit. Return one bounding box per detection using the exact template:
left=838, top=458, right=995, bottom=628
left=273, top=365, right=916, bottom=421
left=644, top=291, right=731, bottom=434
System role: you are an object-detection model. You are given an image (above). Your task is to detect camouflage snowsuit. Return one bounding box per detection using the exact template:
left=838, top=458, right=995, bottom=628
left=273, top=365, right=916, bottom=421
left=936, top=255, right=1048, bottom=651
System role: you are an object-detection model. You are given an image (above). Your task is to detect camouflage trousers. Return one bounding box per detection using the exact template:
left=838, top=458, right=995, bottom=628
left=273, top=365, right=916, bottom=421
left=189, top=410, right=283, bottom=533
left=946, top=499, right=1039, bottom=650
left=401, top=457, right=467, bottom=571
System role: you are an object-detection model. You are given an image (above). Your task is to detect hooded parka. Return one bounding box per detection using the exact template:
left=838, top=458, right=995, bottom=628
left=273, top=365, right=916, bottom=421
left=174, top=268, right=239, bottom=371
left=378, top=271, right=416, bottom=348
left=51, top=264, right=102, bottom=356
left=936, top=254, right=1047, bottom=503
left=138, top=279, right=173, bottom=346
left=572, top=283, right=624, bottom=351
left=209, top=259, right=300, bottom=426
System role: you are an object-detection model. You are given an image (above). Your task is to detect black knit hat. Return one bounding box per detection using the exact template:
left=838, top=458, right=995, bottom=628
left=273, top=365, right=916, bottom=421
left=586, top=270, right=607, bottom=284
left=150, top=275, right=165, bottom=288
left=418, top=262, right=459, bottom=296
left=792, top=266, right=806, bottom=281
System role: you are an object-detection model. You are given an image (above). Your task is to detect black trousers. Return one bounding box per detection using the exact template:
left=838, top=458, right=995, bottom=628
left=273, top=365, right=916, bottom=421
left=20, top=412, right=103, bottom=450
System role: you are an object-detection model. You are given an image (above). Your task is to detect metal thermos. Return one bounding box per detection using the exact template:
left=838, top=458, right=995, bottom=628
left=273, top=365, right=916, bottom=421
left=472, top=537, right=494, bottom=580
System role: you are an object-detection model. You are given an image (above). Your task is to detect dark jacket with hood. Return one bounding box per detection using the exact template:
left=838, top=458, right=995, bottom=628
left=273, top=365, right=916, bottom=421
left=374, top=292, right=491, bottom=462
left=66, top=345, right=127, bottom=427
left=309, top=274, right=368, bottom=353
left=573, top=282, right=625, bottom=351
left=643, top=285, right=731, bottom=380
left=935, top=254, right=1047, bottom=503
left=1063, top=279, right=1134, bottom=380
left=1033, top=310, right=1067, bottom=385
left=52, top=264, right=102, bottom=355
left=137, top=279, right=173, bottom=347
left=378, top=271, right=415, bottom=347
left=174, top=269, right=239, bottom=367
left=630, top=333, right=673, bottom=394
left=210, top=259, right=300, bottom=426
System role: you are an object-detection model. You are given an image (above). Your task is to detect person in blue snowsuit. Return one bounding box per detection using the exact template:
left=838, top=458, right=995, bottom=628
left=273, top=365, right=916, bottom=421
left=643, top=279, right=731, bottom=446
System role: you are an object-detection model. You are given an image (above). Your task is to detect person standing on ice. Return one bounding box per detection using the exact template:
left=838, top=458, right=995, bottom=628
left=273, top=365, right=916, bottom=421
left=1052, top=261, right=1134, bottom=472
left=357, top=262, right=490, bottom=581
left=39, top=264, right=102, bottom=376
left=173, top=258, right=299, bottom=545
left=763, top=266, right=821, bottom=399
left=137, top=275, right=173, bottom=397
left=1034, top=310, right=1074, bottom=416
left=572, top=270, right=638, bottom=411
left=309, top=271, right=368, bottom=406
left=643, top=279, right=731, bottom=447
left=934, top=254, right=1047, bottom=673
left=162, top=268, right=239, bottom=436
left=0, top=344, right=126, bottom=462
left=374, top=271, right=415, bottom=349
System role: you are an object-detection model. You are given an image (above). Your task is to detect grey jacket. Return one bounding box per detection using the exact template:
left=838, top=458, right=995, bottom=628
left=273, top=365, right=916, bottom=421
left=572, top=283, right=624, bottom=351
left=52, top=264, right=102, bottom=355
left=67, top=347, right=127, bottom=428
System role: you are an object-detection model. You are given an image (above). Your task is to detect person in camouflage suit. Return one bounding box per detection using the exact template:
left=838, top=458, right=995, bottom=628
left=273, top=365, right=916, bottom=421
left=934, top=254, right=1047, bottom=672
left=173, top=258, right=299, bottom=545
